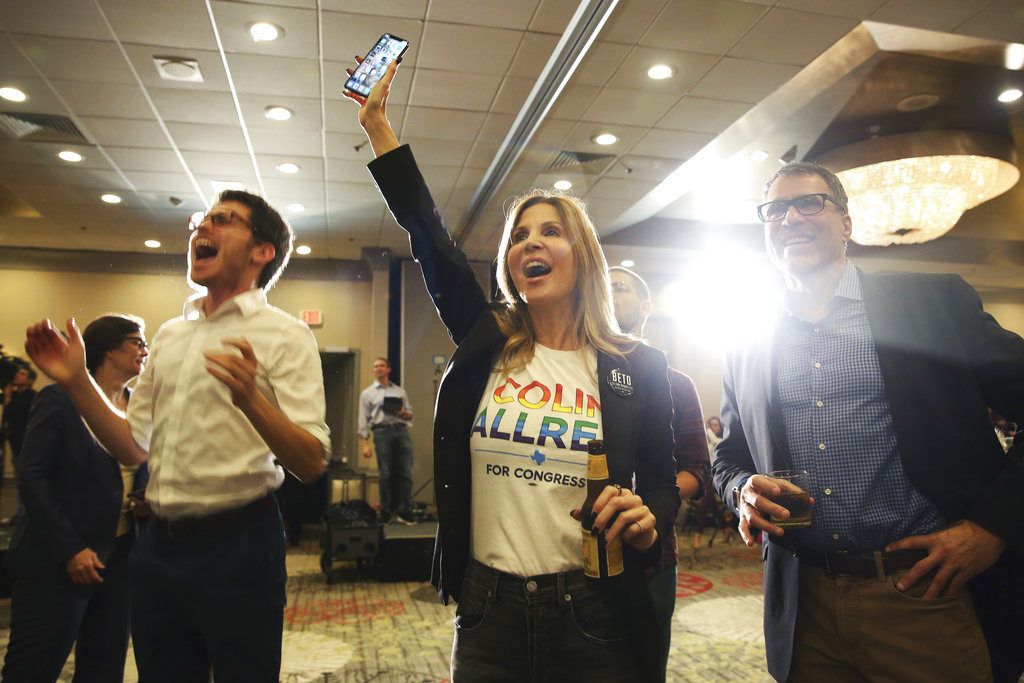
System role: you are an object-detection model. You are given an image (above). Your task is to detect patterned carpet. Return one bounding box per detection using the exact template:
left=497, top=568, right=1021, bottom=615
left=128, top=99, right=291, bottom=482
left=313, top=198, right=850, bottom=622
left=0, top=530, right=774, bottom=682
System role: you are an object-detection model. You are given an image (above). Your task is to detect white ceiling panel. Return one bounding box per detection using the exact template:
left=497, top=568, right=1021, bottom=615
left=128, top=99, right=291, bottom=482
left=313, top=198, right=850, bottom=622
left=227, top=54, right=321, bottom=98
left=326, top=200, right=386, bottom=222
left=136, top=193, right=205, bottom=212
left=148, top=88, right=239, bottom=126
left=427, top=0, right=540, bottom=30
left=399, top=138, right=474, bottom=167
left=0, top=164, right=122, bottom=191
left=102, top=0, right=217, bottom=51
left=601, top=0, right=669, bottom=44
left=418, top=23, right=522, bottom=76
left=492, top=77, right=537, bottom=115
left=572, top=41, right=634, bottom=87
left=244, top=95, right=324, bottom=131
left=248, top=126, right=323, bottom=156
left=729, top=9, right=858, bottom=66
left=258, top=155, right=325, bottom=181
left=529, top=0, right=579, bottom=33
left=324, top=132, right=376, bottom=161
left=658, top=96, right=751, bottom=133
left=607, top=47, right=718, bottom=94
left=477, top=114, right=516, bottom=144
left=402, top=107, right=485, bottom=142
left=0, top=76, right=66, bottom=114
left=508, top=32, right=562, bottom=79
left=165, top=122, right=247, bottom=153
left=0, top=142, right=106, bottom=169
left=580, top=197, right=634, bottom=234
left=777, top=0, right=887, bottom=19
left=12, top=36, right=135, bottom=85
left=262, top=178, right=324, bottom=202
left=321, top=0, right=428, bottom=20
left=607, top=155, right=681, bottom=182
left=630, top=128, right=713, bottom=159
left=79, top=117, right=171, bottom=148
left=689, top=57, right=801, bottom=103
left=325, top=158, right=372, bottom=183
left=954, top=5, right=1024, bottom=42
left=465, top=142, right=501, bottom=169
left=320, top=12, right=424, bottom=64
left=580, top=88, right=678, bottom=126
left=560, top=121, right=650, bottom=152
left=639, top=0, right=767, bottom=55
left=418, top=164, right=463, bottom=200
left=0, top=0, right=109, bottom=41
left=0, top=34, right=43, bottom=78
left=124, top=171, right=200, bottom=193
left=408, top=69, right=503, bottom=112
left=210, top=1, right=318, bottom=59
left=546, top=83, right=603, bottom=120
left=195, top=172, right=260, bottom=193
left=530, top=119, right=577, bottom=148
left=121, top=45, right=230, bottom=93
left=180, top=151, right=255, bottom=176
left=51, top=81, right=153, bottom=119
left=870, top=0, right=986, bottom=33
left=106, top=147, right=187, bottom=173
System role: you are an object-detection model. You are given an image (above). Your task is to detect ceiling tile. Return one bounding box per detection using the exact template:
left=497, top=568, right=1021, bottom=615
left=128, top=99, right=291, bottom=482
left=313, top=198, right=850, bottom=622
left=195, top=173, right=260, bottom=194
left=14, top=36, right=135, bottom=85
left=579, top=198, right=634, bottom=234
left=492, top=77, right=537, bottom=115
left=210, top=1, right=318, bottom=58
left=122, top=45, right=230, bottom=93
left=561, top=122, right=650, bottom=152
left=106, top=147, right=187, bottom=173
left=529, top=0, right=579, bottom=33
left=321, top=0, right=428, bottom=20
left=166, top=122, right=247, bottom=153
left=573, top=41, right=633, bottom=87
left=241, top=95, right=323, bottom=131
left=428, top=0, right=540, bottom=30
left=325, top=158, right=372, bottom=183
left=227, top=54, right=321, bottom=98
left=546, top=83, right=602, bottom=120
left=639, top=0, right=767, bottom=55
left=0, top=1, right=109, bottom=40
left=607, top=155, right=682, bottom=182
left=870, top=0, right=986, bottom=32
left=401, top=138, right=474, bottom=167
left=954, top=6, right=1024, bottom=43
left=508, top=32, right=561, bottom=79
left=0, top=34, right=42, bottom=78
left=777, top=0, right=887, bottom=19
left=408, top=69, right=502, bottom=111
left=402, top=108, right=485, bottom=142
left=602, top=0, right=670, bottom=44
left=249, top=127, right=323, bottom=157
left=729, top=8, right=858, bottom=66
left=320, top=12, right=424, bottom=64
left=477, top=114, right=516, bottom=144
left=124, top=171, right=199, bottom=193
left=465, top=142, right=501, bottom=169
left=79, top=117, right=171, bottom=149
left=658, top=96, right=752, bottom=133
left=102, top=0, right=217, bottom=51
left=418, top=23, right=522, bottom=76
left=580, top=88, right=678, bottom=126
left=325, top=132, right=376, bottom=161
left=181, top=151, right=255, bottom=176
left=262, top=178, right=324, bottom=202
left=607, top=48, right=718, bottom=94
left=419, top=164, right=463, bottom=201
left=326, top=200, right=386, bottom=222
left=149, top=88, right=239, bottom=126
left=258, top=155, right=324, bottom=181
left=630, top=128, right=714, bottom=158
left=50, top=81, right=152, bottom=119
left=689, top=57, right=801, bottom=103
left=0, top=76, right=67, bottom=114
left=530, top=119, right=576, bottom=148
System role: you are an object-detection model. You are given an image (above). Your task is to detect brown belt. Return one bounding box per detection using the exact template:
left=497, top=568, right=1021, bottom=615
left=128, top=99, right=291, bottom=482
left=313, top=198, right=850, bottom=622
left=153, top=495, right=274, bottom=539
left=799, top=549, right=928, bottom=578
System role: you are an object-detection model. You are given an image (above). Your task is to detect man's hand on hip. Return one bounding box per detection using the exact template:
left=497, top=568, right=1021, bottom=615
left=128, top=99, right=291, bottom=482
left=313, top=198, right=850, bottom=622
left=886, top=519, right=1006, bottom=598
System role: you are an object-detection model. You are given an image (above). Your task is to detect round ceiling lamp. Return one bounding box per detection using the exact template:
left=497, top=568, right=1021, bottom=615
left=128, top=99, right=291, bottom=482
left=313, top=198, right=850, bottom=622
left=815, top=130, right=1019, bottom=246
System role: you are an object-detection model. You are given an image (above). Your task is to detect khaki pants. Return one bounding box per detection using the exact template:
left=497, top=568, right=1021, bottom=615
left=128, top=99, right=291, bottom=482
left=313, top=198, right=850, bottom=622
left=789, top=564, right=991, bottom=683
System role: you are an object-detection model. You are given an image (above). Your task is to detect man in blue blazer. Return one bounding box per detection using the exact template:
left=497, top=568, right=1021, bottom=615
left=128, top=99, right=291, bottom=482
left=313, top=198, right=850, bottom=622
left=712, top=161, right=1024, bottom=682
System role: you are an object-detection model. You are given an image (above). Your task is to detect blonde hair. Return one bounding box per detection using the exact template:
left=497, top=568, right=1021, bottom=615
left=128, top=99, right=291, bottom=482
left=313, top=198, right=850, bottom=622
left=492, top=190, right=635, bottom=373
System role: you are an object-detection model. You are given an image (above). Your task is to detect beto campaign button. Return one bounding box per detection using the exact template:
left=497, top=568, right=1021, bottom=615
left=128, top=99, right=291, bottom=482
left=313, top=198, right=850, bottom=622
left=606, top=368, right=634, bottom=397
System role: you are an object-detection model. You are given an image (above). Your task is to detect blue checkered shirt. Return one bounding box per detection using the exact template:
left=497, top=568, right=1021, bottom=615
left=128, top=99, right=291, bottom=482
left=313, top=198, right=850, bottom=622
left=775, top=262, right=945, bottom=551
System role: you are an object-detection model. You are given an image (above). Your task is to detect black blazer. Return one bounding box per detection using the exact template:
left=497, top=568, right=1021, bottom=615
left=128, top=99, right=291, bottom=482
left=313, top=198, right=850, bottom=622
left=369, top=145, right=680, bottom=680
left=7, top=385, right=149, bottom=578
left=712, top=269, right=1024, bottom=681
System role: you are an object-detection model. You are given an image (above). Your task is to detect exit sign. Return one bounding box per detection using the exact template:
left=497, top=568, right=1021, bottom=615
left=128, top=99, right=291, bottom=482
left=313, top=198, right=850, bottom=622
left=300, top=309, right=323, bottom=327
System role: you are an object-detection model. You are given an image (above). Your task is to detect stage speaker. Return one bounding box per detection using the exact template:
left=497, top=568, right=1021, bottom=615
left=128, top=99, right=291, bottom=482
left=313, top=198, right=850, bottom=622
left=376, top=521, right=436, bottom=582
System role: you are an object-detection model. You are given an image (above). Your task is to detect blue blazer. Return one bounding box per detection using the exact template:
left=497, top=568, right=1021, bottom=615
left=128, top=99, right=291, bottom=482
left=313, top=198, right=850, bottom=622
left=712, top=269, right=1024, bottom=681
left=7, top=385, right=149, bottom=578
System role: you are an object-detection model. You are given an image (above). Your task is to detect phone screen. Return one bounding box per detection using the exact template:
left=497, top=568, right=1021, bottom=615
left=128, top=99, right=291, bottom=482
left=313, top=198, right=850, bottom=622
left=344, top=33, right=409, bottom=97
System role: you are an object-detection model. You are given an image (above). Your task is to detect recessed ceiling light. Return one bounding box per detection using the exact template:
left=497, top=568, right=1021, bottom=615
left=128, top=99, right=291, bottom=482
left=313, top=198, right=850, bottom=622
left=593, top=133, right=618, bottom=146
left=248, top=22, right=283, bottom=42
left=553, top=179, right=572, bottom=191
left=286, top=203, right=305, bottom=213
left=295, top=245, right=311, bottom=255
left=620, top=259, right=635, bottom=268
left=998, top=88, right=1023, bottom=103
left=276, top=162, right=299, bottom=174
left=646, top=64, right=674, bottom=80
left=144, top=239, right=161, bottom=249
left=264, top=105, right=292, bottom=121
left=896, top=93, right=940, bottom=112
left=748, top=150, right=769, bottom=162
left=1006, top=44, right=1024, bottom=71
left=0, top=87, right=26, bottom=102
left=101, top=193, right=122, bottom=204
left=210, top=180, right=244, bottom=193
left=58, top=150, right=83, bottom=162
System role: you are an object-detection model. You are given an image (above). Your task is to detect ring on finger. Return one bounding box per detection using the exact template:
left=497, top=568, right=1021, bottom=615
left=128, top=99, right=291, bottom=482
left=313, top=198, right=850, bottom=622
left=613, top=484, right=622, bottom=496
left=632, top=520, right=644, bottom=534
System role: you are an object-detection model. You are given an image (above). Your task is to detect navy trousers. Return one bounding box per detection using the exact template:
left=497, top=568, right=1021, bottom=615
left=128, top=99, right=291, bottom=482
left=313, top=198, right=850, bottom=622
left=2, top=533, right=132, bottom=682
left=129, top=497, right=287, bottom=682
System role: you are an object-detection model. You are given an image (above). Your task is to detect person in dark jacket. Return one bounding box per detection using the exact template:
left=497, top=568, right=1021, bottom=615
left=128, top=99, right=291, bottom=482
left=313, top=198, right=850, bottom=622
left=346, top=60, right=679, bottom=682
left=3, top=315, right=149, bottom=682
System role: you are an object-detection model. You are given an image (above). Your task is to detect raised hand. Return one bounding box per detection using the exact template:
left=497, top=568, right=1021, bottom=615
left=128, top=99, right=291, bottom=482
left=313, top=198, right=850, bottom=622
left=342, top=56, right=400, bottom=158
left=25, top=318, right=87, bottom=386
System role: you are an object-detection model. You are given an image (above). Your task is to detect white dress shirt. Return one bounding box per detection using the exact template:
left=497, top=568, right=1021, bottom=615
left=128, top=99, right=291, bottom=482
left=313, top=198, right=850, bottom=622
left=127, top=288, right=330, bottom=519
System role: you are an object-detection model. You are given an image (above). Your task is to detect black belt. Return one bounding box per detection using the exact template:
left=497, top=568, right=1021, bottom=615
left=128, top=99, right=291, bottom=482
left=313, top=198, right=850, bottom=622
left=153, top=495, right=274, bottom=539
left=799, top=549, right=927, bottom=578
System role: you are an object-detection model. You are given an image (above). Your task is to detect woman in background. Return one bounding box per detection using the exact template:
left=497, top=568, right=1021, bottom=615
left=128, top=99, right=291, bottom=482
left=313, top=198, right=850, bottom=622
left=3, top=315, right=149, bottom=682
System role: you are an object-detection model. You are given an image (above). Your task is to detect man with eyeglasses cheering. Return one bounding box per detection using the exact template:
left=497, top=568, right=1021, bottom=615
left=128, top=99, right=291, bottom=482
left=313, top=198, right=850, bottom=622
left=25, top=190, right=330, bottom=682
left=712, top=162, right=1024, bottom=682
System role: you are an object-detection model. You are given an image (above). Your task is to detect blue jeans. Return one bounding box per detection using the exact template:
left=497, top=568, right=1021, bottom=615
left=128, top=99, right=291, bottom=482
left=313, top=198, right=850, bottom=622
left=451, top=559, right=636, bottom=682
left=129, top=496, right=287, bottom=682
left=373, top=424, right=413, bottom=517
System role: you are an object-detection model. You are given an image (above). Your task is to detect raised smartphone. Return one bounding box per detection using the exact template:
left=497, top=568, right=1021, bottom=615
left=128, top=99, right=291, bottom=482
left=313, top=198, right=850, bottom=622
left=344, top=33, right=409, bottom=97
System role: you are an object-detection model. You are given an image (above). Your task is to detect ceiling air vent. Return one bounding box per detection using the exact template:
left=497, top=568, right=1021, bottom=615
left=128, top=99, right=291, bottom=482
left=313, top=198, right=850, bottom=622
left=545, top=150, right=617, bottom=175
left=0, top=112, right=88, bottom=144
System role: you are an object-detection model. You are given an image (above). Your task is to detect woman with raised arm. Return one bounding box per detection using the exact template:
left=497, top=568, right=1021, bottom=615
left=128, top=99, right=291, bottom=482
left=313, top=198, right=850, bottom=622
left=3, top=315, right=149, bottom=682
left=346, top=60, right=679, bottom=682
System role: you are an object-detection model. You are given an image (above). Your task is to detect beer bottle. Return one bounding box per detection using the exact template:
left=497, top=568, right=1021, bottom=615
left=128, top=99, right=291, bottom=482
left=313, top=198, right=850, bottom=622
left=581, top=439, right=624, bottom=580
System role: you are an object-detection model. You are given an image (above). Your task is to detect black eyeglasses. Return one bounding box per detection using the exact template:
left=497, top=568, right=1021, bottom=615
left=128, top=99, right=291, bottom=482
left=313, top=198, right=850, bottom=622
left=187, top=209, right=253, bottom=232
left=122, top=337, right=148, bottom=351
left=756, top=193, right=846, bottom=223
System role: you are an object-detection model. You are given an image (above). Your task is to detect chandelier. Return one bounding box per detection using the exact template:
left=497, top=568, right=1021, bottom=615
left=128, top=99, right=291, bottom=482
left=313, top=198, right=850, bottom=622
left=816, top=131, right=1019, bottom=246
